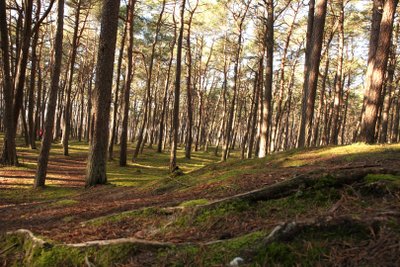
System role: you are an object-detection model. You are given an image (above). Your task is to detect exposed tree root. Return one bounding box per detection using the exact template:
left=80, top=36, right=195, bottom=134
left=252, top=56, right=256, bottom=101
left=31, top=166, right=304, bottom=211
left=194, top=167, right=400, bottom=212
left=262, top=211, right=400, bottom=245
left=6, top=211, right=400, bottom=252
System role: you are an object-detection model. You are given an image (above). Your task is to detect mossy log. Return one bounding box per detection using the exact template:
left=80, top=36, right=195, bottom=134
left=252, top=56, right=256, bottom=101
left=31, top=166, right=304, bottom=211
left=263, top=210, right=400, bottom=245
left=194, top=167, right=399, bottom=211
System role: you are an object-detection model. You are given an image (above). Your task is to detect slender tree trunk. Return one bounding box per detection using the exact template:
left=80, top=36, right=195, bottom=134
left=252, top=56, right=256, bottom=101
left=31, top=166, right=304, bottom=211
left=34, top=0, right=64, bottom=188
left=379, top=21, right=398, bottom=143
left=273, top=3, right=299, bottom=150
left=27, top=0, right=41, bottom=149
left=298, top=0, right=315, bottom=148
left=0, top=0, right=18, bottom=165
left=329, top=0, right=345, bottom=145
left=119, top=0, right=136, bottom=166
left=108, top=12, right=128, bottom=160
left=303, top=0, right=328, bottom=147
left=391, top=85, right=400, bottom=143
left=259, top=0, right=273, bottom=158
left=157, top=23, right=175, bottom=153
left=133, top=4, right=165, bottom=160
left=61, top=1, right=82, bottom=155
left=359, top=0, right=398, bottom=143
left=170, top=0, right=185, bottom=172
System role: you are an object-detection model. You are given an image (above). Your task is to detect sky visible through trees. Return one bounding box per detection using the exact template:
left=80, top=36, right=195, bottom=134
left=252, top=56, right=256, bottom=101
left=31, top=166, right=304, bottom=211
left=0, top=0, right=399, bottom=186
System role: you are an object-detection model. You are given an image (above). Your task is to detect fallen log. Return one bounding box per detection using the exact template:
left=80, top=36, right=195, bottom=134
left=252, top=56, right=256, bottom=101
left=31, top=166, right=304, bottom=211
left=263, top=211, right=400, bottom=245
left=193, top=167, right=399, bottom=212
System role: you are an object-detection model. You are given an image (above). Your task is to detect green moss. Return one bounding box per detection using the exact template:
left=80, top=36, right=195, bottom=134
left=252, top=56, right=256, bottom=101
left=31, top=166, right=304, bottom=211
left=195, top=200, right=250, bottom=224
left=51, top=199, right=78, bottom=207
left=312, top=174, right=337, bottom=189
left=157, top=231, right=265, bottom=266
left=1, top=233, right=141, bottom=267
left=365, top=174, right=400, bottom=183
left=31, top=246, right=85, bottom=267
left=1, top=187, right=81, bottom=204
left=84, top=207, right=163, bottom=226
left=179, top=199, right=209, bottom=207
left=92, top=243, right=138, bottom=266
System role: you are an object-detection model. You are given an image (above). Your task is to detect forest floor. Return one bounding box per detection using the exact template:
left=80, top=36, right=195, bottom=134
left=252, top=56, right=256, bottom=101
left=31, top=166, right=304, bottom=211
left=1, top=138, right=400, bottom=266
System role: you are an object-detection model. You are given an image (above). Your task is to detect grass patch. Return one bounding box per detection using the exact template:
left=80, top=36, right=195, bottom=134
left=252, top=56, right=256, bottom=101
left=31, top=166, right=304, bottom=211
left=84, top=207, right=165, bottom=227
left=365, top=173, right=400, bottom=183
left=50, top=199, right=79, bottom=207
left=0, top=186, right=81, bottom=204
left=179, top=198, right=209, bottom=207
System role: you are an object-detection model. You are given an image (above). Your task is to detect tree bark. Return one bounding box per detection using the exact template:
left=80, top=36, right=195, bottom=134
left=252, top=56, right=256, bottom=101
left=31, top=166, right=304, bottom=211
left=297, top=0, right=315, bottom=148
left=119, top=0, right=136, bottom=167
left=303, top=0, right=328, bottom=147
left=359, top=0, right=398, bottom=144
left=85, top=0, right=120, bottom=186
left=222, top=0, right=250, bottom=161
left=108, top=11, right=128, bottom=160
left=170, top=0, right=185, bottom=172
left=34, top=0, right=64, bottom=188
left=61, top=0, right=82, bottom=156
left=329, top=0, right=344, bottom=145
left=184, top=2, right=198, bottom=159
left=258, top=0, right=273, bottom=158
left=0, top=0, right=18, bottom=165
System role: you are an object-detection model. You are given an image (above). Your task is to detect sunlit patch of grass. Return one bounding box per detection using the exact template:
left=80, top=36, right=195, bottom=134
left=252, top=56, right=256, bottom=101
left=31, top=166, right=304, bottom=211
left=179, top=198, right=209, bottom=207
left=269, top=143, right=400, bottom=167
left=0, top=186, right=82, bottom=203
left=51, top=199, right=79, bottom=207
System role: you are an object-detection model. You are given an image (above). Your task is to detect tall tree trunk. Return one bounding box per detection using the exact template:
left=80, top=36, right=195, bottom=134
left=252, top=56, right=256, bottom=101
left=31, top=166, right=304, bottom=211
left=359, top=0, right=398, bottom=143
left=157, top=21, right=176, bottom=153
left=302, top=0, right=328, bottom=147
left=184, top=2, right=198, bottom=159
left=62, top=0, right=82, bottom=156
left=108, top=11, right=128, bottom=160
left=13, top=0, right=33, bottom=129
left=85, top=0, right=120, bottom=186
left=170, top=0, right=185, bottom=172
left=119, top=0, right=136, bottom=166
left=34, top=0, right=64, bottom=187
left=133, top=3, right=165, bottom=160
left=0, top=0, right=18, bottom=165
left=273, top=2, right=299, bottom=150
left=259, top=0, right=273, bottom=158
left=391, top=86, right=400, bottom=143
left=354, top=0, right=384, bottom=141
left=298, top=0, right=315, bottom=148
left=329, top=0, right=345, bottom=145
left=28, top=0, right=42, bottom=149
left=379, top=21, right=398, bottom=143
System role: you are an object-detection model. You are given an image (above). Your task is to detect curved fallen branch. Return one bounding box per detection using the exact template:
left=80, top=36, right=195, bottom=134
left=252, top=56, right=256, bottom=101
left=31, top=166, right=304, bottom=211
left=6, top=210, right=400, bottom=251
left=263, top=211, right=400, bottom=245
left=194, top=167, right=400, bottom=212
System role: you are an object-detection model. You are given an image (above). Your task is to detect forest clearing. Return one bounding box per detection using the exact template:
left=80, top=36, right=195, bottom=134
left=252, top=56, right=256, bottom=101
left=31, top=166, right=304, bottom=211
left=1, top=0, right=400, bottom=265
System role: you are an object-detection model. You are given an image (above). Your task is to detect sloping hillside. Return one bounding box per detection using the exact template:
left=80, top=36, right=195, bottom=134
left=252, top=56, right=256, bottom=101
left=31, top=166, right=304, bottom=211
left=1, top=143, right=400, bottom=266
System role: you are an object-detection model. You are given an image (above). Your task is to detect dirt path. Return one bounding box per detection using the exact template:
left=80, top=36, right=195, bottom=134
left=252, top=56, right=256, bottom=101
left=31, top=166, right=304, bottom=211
left=0, top=151, right=86, bottom=188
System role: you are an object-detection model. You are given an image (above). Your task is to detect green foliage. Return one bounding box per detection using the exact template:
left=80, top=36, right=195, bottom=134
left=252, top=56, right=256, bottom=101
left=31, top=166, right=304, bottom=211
left=179, top=199, right=209, bottom=207
left=365, top=174, right=400, bottom=183
left=50, top=199, right=79, bottom=207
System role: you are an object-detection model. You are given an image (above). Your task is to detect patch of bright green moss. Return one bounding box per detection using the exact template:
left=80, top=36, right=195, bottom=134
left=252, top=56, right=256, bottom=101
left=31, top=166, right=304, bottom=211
left=179, top=199, right=209, bottom=207
left=84, top=207, right=163, bottom=227
left=0, top=187, right=81, bottom=204
left=50, top=199, right=78, bottom=207
left=1, top=233, right=141, bottom=267
left=365, top=174, right=400, bottom=183
left=157, top=231, right=265, bottom=266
